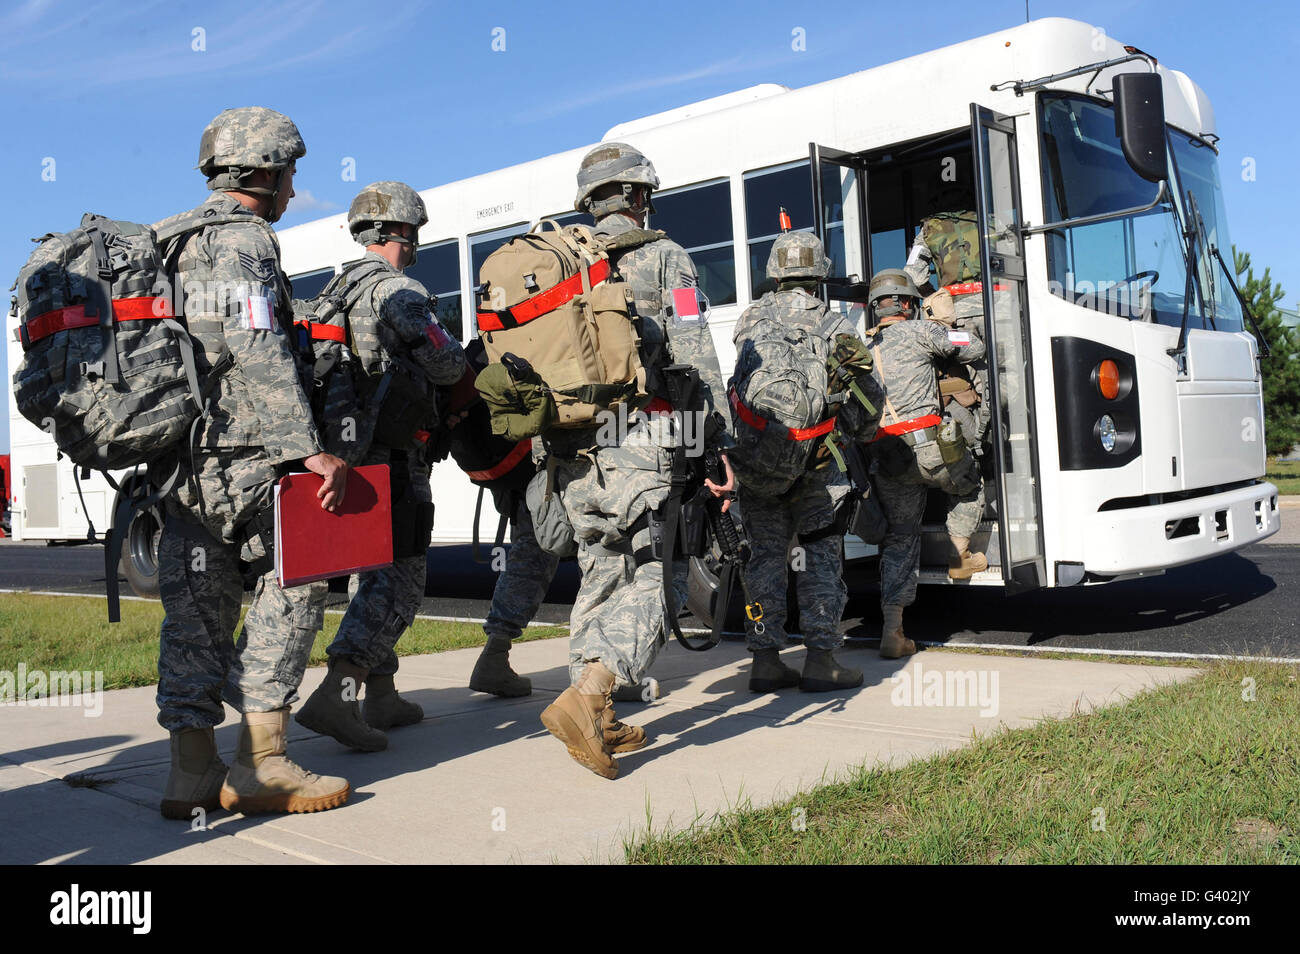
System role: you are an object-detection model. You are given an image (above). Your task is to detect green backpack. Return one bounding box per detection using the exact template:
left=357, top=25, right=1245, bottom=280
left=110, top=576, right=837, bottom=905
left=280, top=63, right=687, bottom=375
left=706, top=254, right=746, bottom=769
left=920, top=211, right=982, bottom=286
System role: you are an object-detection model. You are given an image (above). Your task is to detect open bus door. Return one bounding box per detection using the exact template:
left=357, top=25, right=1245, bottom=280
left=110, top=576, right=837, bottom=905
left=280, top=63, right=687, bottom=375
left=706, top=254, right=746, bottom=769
left=970, top=104, right=1047, bottom=591
left=808, top=144, right=869, bottom=321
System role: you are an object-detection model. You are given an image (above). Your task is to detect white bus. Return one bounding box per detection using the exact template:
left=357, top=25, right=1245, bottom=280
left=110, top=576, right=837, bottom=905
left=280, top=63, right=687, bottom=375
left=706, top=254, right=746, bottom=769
left=8, top=17, right=1279, bottom=622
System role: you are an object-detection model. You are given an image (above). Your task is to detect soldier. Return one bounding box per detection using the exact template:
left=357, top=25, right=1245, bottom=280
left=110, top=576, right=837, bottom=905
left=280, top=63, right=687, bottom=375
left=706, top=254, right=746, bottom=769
left=537, top=142, right=734, bottom=778
left=904, top=210, right=992, bottom=447
left=730, top=231, right=882, bottom=692
left=867, top=269, right=987, bottom=659
left=155, top=107, right=352, bottom=818
left=295, top=181, right=466, bottom=750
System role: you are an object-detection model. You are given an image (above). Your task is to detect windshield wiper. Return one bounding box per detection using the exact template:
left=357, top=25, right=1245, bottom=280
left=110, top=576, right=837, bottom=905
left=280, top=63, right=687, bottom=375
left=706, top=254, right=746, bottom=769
left=1209, top=244, right=1271, bottom=359
left=1169, top=189, right=1202, bottom=364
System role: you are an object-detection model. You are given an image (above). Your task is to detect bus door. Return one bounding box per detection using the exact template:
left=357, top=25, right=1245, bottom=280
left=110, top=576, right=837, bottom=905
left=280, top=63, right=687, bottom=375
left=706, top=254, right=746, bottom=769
left=970, top=105, right=1046, bottom=591
left=808, top=144, right=869, bottom=329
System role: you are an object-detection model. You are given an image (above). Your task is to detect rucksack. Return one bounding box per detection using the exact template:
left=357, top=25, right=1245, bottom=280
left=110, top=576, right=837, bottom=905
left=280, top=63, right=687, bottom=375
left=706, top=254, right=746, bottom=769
left=920, top=211, right=981, bottom=287
left=10, top=208, right=247, bottom=621
left=728, top=302, right=864, bottom=493
left=474, top=219, right=646, bottom=440
left=292, top=259, right=441, bottom=454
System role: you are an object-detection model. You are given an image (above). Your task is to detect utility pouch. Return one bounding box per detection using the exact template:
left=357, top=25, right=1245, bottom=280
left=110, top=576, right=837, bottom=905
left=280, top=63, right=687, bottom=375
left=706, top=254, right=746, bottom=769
left=937, top=416, right=967, bottom=467
left=679, top=495, right=709, bottom=558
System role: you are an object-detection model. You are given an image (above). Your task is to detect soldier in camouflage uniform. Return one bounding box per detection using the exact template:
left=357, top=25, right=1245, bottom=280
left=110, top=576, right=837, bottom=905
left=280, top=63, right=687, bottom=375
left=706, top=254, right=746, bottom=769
left=537, top=142, right=735, bottom=779
left=867, top=269, right=987, bottom=659
left=730, top=232, right=882, bottom=692
left=904, top=211, right=991, bottom=446
left=295, top=182, right=466, bottom=751
left=154, top=107, right=353, bottom=819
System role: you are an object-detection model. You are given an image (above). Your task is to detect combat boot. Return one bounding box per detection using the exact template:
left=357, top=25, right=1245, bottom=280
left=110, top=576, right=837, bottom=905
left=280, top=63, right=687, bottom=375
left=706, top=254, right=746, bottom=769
left=601, top=700, right=648, bottom=753
left=539, top=662, right=619, bottom=779
left=295, top=657, right=387, bottom=752
left=949, top=535, right=988, bottom=580
left=159, top=727, right=227, bottom=820
left=880, top=604, right=916, bottom=659
left=613, top=676, right=660, bottom=703
left=800, top=648, right=864, bottom=692
left=219, top=708, right=350, bottom=815
left=749, top=648, right=801, bottom=693
left=362, top=674, right=423, bottom=730
left=469, top=635, right=532, bottom=697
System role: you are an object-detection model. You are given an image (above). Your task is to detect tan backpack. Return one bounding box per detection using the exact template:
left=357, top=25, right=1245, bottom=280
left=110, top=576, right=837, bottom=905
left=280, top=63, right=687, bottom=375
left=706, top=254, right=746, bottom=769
left=474, top=219, right=646, bottom=438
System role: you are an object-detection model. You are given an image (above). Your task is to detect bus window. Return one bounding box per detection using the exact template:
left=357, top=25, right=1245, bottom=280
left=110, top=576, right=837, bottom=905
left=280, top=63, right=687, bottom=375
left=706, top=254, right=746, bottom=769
left=651, top=180, right=736, bottom=307
left=289, top=267, right=335, bottom=301
left=406, top=239, right=464, bottom=341
left=540, top=211, right=586, bottom=228
left=745, top=162, right=813, bottom=299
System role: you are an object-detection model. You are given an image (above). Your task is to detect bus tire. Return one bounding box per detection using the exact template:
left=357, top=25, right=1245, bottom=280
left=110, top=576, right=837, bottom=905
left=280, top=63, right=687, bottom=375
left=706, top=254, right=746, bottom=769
left=120, top=502, right=162, bottom=599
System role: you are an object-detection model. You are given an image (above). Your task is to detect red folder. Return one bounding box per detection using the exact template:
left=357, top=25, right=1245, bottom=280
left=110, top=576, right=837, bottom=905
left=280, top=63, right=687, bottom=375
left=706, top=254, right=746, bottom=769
left=274, top=464, right=393, bottom=588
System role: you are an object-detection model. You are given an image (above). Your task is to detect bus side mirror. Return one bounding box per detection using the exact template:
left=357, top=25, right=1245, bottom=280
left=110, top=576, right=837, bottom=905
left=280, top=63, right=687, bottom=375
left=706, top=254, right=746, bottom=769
left=1114, top=72, right=1169, bottom=183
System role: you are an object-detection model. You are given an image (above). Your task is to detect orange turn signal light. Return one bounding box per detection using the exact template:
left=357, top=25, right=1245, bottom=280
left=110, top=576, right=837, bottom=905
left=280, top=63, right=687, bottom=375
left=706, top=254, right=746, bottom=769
left=1097, top=360, right=1120, bottom=400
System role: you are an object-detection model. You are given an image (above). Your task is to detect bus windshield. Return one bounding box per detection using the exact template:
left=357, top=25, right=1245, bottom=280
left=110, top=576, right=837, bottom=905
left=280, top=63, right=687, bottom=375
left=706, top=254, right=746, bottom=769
left=1038, top=93, right=1242, bottom=333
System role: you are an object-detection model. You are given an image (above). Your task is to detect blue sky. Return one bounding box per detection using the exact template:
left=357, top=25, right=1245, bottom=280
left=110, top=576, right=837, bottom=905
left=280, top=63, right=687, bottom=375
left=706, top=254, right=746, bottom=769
left=2, top=0, right=1297, bottom=453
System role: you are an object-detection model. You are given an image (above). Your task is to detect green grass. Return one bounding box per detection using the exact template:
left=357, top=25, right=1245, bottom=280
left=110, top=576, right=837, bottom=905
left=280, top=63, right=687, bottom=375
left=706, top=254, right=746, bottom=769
left=0, top=593, right=566, bottom=692
left=1265, top=457, right=1300, bottom=495
left=626, top=659, right=1300, bottom=864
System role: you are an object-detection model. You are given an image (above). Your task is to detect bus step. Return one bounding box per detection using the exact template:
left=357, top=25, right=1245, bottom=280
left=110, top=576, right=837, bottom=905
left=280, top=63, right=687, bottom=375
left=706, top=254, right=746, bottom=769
left=918, top=564, right=1004, bottom=586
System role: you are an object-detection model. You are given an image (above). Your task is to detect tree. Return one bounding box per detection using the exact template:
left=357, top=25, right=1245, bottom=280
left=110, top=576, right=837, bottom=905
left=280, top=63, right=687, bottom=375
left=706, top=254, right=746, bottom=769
left=1234, top=247, right=1300, bottom=456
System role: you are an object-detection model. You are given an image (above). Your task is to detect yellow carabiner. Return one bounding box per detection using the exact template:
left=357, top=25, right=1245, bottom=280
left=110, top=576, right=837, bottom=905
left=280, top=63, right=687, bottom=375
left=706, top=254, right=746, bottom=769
left=745, top=601, right=764, bottom=623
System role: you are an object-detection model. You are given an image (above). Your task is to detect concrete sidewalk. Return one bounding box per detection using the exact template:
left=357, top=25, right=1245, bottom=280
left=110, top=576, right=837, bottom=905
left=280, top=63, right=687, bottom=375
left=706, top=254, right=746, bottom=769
left=0, top=639, right=1196, bottom=864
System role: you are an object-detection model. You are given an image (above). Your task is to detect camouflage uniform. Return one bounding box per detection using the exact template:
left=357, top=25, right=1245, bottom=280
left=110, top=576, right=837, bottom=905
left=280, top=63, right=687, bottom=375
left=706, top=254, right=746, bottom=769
left=482, top=492, right=560, bottom=643
left=154, top=193, right=326, bottom=731
left=870, top=316, right=985, bottom=609
left=547, top=211, right=727, bottom=689
left=323, top=251, right=465, bottom=673
left=732, top=287, right=869, bottom=652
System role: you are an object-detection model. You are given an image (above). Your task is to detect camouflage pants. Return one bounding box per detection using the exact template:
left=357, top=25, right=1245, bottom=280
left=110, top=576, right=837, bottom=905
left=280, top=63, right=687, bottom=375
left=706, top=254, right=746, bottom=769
left=156, top=519, right=326, bottom=731
left=549, top=421, right=683, bottom=688
left=874, top=437, right=984, bottom=610
left=327, top=449, right=431, bottom=677
left=739, top=468, right=850, bottom=651
left=484, top=493, right=560, bottom=643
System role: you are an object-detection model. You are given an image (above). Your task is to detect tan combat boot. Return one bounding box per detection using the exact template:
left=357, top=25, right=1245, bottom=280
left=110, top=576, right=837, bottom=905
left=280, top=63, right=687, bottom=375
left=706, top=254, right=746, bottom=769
left=749, top=648, right=801, bottom=693
left=800, top=648, right=864, bottom=692
left=539, top=662, right=619, bottom=779
left=220, top=708, right=351, bottom=814
left=362, top=673, right=424, bottom=729
left=295, top=657, right=387, bottom=752
left=948, top=534, right=988, bottom=580
left=601, top=700, right=648, bottom=753
left=880, top=604, right=917, bottom=659
left=469, top=635, right=532, bottom=697
left=159, top=727, right=227, bottom=820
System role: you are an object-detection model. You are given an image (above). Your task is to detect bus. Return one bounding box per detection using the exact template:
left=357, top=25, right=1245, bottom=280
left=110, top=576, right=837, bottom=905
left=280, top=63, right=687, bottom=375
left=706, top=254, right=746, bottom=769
left=7, top=17, right=1279, bottom=623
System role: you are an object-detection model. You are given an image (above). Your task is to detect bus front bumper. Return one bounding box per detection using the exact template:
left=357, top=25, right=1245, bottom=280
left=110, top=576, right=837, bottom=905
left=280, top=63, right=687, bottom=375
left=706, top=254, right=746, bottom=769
left=1082, top=482, right=1280, bottom=577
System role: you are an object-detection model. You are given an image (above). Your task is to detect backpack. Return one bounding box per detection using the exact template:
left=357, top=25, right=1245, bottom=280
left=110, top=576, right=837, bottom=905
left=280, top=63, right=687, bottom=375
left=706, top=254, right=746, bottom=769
left=474, top=219, right=646, bottom=440
left=10, top=212, right=242, bottom=471
left=727, top=304, right=846, bottom=493
left=292, top=259, right=441, bottom=454
left=920, top=211, right=981, bottom=287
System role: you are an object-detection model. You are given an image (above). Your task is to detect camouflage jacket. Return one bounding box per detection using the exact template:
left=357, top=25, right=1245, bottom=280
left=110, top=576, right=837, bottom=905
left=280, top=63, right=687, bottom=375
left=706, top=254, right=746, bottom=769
left=319, top=251, right=465, bottom=461
left=869, top=317, right=985, bottom=425
left=153, top=193, right=320, bottom=464
left=592, top=213, right=727, bottom=431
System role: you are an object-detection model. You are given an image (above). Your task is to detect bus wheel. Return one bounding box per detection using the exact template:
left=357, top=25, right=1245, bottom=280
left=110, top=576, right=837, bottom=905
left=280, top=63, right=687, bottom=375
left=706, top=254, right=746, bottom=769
left=120, top=505, right=162, bottom=599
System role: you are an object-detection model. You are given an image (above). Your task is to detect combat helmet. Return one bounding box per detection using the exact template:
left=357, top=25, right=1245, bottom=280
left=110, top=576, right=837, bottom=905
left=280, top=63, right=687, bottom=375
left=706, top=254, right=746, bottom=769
left=868, top=268, right=923, bottom=322
left=348, top=181, right=428, bottom=249
left=198, top=107, right=305, bottom=194
left=767, top=230, right=831, bottom=282
left=574, top=142, right=660, bottom=217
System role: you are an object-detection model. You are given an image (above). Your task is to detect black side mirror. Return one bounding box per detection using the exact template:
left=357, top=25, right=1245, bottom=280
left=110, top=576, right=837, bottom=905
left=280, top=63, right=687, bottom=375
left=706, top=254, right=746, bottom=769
left=1114, top=72, right=1169, bottom=183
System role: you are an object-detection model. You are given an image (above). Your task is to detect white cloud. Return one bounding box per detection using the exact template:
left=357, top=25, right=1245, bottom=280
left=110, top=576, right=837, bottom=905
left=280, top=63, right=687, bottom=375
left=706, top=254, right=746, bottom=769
left=289, top=189, right=339, bottom=213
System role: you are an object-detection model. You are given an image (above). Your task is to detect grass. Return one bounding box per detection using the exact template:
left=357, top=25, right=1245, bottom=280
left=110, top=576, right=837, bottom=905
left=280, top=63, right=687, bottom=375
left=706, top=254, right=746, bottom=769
left=625, top=659, right=1300, bottom=864
left=1265, top=457, right=1300, bottom=495
left=0, top=593, right=566, bottom=693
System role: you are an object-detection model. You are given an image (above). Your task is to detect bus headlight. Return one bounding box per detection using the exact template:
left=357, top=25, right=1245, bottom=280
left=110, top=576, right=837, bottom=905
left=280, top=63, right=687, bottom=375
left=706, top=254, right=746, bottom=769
left=1098, top=414, right=1118, bottom=452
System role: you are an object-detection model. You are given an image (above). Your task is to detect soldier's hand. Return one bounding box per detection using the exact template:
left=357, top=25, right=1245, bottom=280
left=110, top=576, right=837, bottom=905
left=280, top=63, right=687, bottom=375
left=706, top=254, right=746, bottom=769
left=304, top=452, right=349, bottom=512
left=704, top=452, right=736, bottom=513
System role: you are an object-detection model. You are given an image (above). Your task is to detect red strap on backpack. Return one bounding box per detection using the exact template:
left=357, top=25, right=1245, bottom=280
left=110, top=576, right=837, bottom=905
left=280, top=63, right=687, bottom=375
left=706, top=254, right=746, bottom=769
left=476, top=260, right=611, bottom=332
